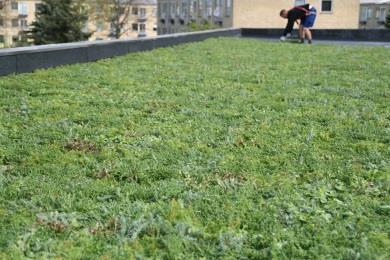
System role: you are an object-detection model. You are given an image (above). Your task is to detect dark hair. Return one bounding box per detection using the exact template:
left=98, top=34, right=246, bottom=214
left=280, top=9, right=286, bottom=16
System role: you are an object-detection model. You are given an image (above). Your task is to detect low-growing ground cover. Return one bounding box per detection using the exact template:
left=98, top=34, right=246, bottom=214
left=0, top=38, right=389, bottom=259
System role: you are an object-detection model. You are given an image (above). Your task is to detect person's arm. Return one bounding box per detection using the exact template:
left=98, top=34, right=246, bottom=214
left=283, top=16, right=295, bottom=36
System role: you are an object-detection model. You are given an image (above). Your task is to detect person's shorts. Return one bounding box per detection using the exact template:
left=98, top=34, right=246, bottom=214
left=301, top=7, right=317, bottom=28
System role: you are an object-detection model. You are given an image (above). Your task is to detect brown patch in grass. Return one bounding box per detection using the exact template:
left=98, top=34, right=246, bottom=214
left=221, top=171, right=247, bottom=183
left=96, top=169, right=111, bottom=179
left=64, top=139, right=99, bottom=152
left=37, top=218, right=67, bottom=233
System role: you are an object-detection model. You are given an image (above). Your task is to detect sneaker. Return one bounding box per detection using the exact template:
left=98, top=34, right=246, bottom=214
left=300, top=38, right=305, bottom=44
left=308, top=40, right=312, bottom=44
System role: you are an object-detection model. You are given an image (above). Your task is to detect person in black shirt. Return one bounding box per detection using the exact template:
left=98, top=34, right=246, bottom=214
left=279, top=4, right=317, bottom=44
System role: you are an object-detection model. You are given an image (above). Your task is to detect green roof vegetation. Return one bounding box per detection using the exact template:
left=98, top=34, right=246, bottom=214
left=0, top=38, right=389, bottom=258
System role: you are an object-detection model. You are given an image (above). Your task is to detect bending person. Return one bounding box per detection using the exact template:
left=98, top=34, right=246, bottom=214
left=279, top=4, right=317, bottom=44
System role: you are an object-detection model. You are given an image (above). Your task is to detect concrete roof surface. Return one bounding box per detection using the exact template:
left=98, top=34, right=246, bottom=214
left=252, top=37, right=390, bottom=47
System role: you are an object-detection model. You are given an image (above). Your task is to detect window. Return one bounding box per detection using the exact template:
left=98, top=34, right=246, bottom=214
left=225, top=0, right=232, bottom=17
left=360, top=7, right=368, bottom=22
left=12, top=19, right=19, bottom=27
left=139, top=24, right=146, bottom=32
left=214, top=0, right=222, bottom=18
left=95, top=4, right=103, bottom=14
left=0, top=18, right=3, bottom=27
left=161, top=3, right=167, bottom=18
left=170, top=3, right=176, bottom=17
left=11, top=1, right=18, bottom=10
left=321, top=0, right=332, bottom=12
left=181, top=1, right=188, bottom=18
left=367, top=8, right=373, bottom=18
left=132, top=23, right=138, bottom=31
left=379, top=7, right=386, bottom=22
left=18, top=2, right=28, bottom=16
left=198, top=0, right=203, bottom=17
left=118, top=6, right=125, bottom=15
left=295, top=0, right=306, bottom=6
left=206, top=0, right=212, bottom=17
left=96, top=20, right=104, bottom=32
left=35, top=3, right=43, bottom=13
left=139, top=8, right=146, bottom=18
left=20, top=19, right=28, bottom=29
left=82, top=22, right=89, bottom=33
left=0, top=35, right=4, bottom=43
left=132, top=7, right=138, bottom=15
left=190, top=0, right=197, bottom=18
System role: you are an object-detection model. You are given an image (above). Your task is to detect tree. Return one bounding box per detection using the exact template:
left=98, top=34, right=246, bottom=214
left=386, top=11, right=390, bottom=29
left=29, top=0, right=91, bottom=45
left=87, top=0, right=133, bottom=39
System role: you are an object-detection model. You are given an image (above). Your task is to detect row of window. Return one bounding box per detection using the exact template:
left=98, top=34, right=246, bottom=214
left=0, top=1, right=42, bottom=15
left=132, top=23, right=146, bottom=32
left=0, top=18, right=28, bottom=28
left=93, top=21, right=154, bottom=34
left=158, top=27, right=185, bottom=35
left=132, top=7, right=156, bottom=17
left=158, top=0, right=232, bottom=20
left=0, top=34, right=22, bottom=43
left=360, top=6, right=388, bottom=22
left=3, top=2, right=155, bottom=18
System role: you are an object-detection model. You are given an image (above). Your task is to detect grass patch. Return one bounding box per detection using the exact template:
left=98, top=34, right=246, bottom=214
left=0, top=38, right=389, bottom=258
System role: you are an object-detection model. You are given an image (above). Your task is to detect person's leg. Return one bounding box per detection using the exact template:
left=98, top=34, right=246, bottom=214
left=304, top=28, right=312, bottom=44
left=304, top=7, right=317, bottom=44
left=299, top=25, right=305, bottom=43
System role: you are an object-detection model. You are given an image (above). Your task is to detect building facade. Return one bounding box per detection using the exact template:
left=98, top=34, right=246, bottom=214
left=88, top=0, right=157, bottom=41
left=360, top=0, right=389, bottom=29
left=0, top=0, right=41, bottom=48
left=157, top=0, right=233, bottom=35
left=233, top=0, right=360, bottom=29
left=0, top=0, right=157, bottom=48
left=158, top=0, right=360, bottom=35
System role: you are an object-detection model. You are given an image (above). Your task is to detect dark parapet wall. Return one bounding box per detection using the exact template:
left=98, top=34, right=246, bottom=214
left=1, top=28, right=389, bottom=77
left=0, top=28, right=241, bottom=77
left=241, top=28, right=390, bottom=42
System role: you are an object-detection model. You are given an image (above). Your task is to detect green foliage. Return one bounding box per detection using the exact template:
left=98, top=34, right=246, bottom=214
left=29, top=0, right=91, bottom=45
left=188, top=20, right=219, bottom=32
left=386, top=11, right=390, bottom=29
left=0, top=39, right=389, bottom=258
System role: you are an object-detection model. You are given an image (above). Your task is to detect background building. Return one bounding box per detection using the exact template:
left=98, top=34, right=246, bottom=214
left=157, top=0, right=233, bottom=35
left=0, top=0, right=157, bottom=48
left=0, top=0, right=41, bottom=48
left=233, top=0, right=360, bottom=29
left=360, top=0, right=390, bottom=29
left=158, top=0, right=361, bottom=35
left=88, top=0, right=157, bottom=41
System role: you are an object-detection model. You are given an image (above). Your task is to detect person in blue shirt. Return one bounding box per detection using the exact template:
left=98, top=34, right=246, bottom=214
left=279, top=4, right=317, bottom=44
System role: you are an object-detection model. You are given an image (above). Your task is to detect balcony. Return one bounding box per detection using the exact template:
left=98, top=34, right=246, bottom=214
left=137, top=31, right=147, bottom=37
left=137, top=15, right=147, bottom=22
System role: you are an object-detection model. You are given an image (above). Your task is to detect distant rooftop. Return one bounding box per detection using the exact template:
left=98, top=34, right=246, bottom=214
left=131, top=0, right=157, bottom=4
left=360, top=0, right=390, bottom=4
